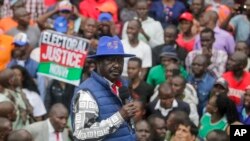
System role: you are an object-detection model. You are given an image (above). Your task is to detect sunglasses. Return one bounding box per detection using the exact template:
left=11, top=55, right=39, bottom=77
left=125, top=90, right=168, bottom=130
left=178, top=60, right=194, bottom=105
left=60, top=10, right=71, bottom=14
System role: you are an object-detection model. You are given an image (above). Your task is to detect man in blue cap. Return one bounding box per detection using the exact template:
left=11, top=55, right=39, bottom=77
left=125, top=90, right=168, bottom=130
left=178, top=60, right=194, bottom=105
left=97, top=12, right=113, bottom=37
left=71, top=36, right=137, bottom=141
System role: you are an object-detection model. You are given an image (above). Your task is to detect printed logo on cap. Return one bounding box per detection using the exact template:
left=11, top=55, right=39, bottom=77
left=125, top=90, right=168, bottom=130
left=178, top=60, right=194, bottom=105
left=107, top=41, right=119, bottom=49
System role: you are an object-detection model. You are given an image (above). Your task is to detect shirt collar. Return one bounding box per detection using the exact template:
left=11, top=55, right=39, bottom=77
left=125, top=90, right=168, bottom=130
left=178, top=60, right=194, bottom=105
left=155, top=99, right=178, bottom=116
left=105, top=78, right=113, bottom=87
left=47, top=119, right=55, bottom=133
left=104, top=77, right=122, bottom=87
left=213, top=26, right=221, bottom=33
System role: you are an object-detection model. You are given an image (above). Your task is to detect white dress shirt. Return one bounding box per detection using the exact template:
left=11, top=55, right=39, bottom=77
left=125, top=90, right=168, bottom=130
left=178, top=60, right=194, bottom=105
left=48, top=119, right=63, bottom=141
left=154, top=99, right=178, bottom=117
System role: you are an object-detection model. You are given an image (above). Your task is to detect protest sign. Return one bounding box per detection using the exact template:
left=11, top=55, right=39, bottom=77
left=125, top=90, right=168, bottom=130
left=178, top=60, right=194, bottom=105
left=38, top=30, right=89, bottom=86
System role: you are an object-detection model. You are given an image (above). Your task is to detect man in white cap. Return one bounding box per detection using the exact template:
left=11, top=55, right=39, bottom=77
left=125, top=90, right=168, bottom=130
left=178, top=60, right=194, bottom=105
left=7, top=32, right=38, bottom=78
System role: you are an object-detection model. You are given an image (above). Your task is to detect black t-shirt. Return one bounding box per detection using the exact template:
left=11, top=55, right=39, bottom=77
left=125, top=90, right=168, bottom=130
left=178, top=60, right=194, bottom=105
left=132, top=81, right=154, bottom=104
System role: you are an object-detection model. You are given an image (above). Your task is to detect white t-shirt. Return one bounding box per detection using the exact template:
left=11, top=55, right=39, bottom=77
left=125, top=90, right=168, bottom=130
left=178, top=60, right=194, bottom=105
left=22, top=88, right=47, bottom=117
left=121, top=39, right=152, bottom=77
left=122, top=17, right=164, bottom=48
left=30, top=47, right=40, bottom=62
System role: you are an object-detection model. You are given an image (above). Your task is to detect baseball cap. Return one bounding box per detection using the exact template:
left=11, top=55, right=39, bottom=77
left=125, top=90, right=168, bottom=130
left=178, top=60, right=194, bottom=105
left=58, top=0, right=72, bottom=12
left=214, top=77, right=228, bottom=89
left=160, top=47, right=179, bottom=61
left=13, top=32, right=29, bottom=46
left=179, top=12, right=193, bottom=22
left=98, top=12, right=113, bottom=22
left=54, top=16, right=68, bottom=33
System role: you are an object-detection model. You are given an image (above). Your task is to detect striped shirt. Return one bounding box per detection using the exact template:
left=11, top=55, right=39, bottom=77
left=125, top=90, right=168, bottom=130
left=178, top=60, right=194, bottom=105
left=0, top=0, right=46, bottom=20
left=185, top=49, right=228, bottom=78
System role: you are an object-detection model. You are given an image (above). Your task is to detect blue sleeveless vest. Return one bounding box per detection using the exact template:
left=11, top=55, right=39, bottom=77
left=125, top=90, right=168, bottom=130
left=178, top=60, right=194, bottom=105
left=71, top=72, right=136, bottom=141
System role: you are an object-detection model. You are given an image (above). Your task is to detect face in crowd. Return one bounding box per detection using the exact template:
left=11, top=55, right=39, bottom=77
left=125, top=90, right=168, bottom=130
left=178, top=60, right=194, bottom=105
left=80, top=18, right=97, bottom=39
left=0, top=101, right=17, bottom=122
left=49, top=104, right=68, bottom=132
left=133, top=101, right=146, bottom=123
left=170, top=76, right=186, bottom=98
left=180, top=19, right=192, bottom=34
left=235, top=41, right=249, bottom=56
left=127, top=20, right=140, bottom=41
left=164, top=27, right=177, bottom=45
left=166, top=110, right=189, bottom=134
left=173, top=124, right=196, bottom=141
left=191, top=0, right=204, bottom=16
left=2, top=69, right=21, bottom=88
left=201, top=32, right=215, bottom=58
left=191, top=55, right=208, bottom=77
left=126, top=0, right=137, bottom=7
left=149, top=116, right=166, bottom=141
left=159, top=83, right=175, bottom=109
left=136, top=0, right=148, bottom=20
left=98, top=20, right=112, bottom=37
left=226, top=51, right=247, bottom=72
left=59, top=9, right=71, bottom=19
left=211, top=81, right=228, bottom=96
left=127, top=60, right=141, bottom=80
left=14, top=7, right=30, bottom=28
left=206, top=95, right=217, bottom=115
left=0, top=118, right=12, bottom=141
left=12, top=43, right=29, bottom=60
left=199, top=12, right=210, bottom=27
left=97, top=56, right=124, bottom=83
left=135, top=120, right=151, bottom=141
left=165, top=63, right=180, bottom=81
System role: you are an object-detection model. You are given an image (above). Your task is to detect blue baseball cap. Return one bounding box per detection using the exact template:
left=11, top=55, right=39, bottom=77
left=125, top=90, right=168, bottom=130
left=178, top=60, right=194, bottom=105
left=88, top=36, right=135, bottom=58
left=54, top=16, right=68, bottom=33
left=98, top=12, right=113, bottom=22
left=160, top=46, right=179, bottom=61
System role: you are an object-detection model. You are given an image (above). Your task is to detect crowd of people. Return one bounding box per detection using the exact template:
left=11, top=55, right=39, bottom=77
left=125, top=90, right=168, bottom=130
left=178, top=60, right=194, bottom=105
left=0, top=0, right=250, bottom=141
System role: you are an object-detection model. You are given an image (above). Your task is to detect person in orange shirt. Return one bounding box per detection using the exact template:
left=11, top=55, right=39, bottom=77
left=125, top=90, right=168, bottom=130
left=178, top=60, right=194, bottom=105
left=0, top=34, right=14, bottom=71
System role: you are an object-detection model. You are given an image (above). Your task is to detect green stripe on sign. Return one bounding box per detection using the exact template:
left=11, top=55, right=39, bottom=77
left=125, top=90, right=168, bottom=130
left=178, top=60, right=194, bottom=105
left=38, top=62, right=82, bottom=80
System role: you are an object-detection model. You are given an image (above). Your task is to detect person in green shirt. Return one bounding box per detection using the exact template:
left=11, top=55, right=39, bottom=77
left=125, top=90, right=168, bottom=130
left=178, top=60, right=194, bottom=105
left=146, top=50, right=187, bottom=88
left=198, top=94, right=239, bottom=139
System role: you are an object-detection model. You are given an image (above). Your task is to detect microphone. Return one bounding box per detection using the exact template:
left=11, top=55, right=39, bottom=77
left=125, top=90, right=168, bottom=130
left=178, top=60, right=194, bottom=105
left=118, top=86, right=135, bottom=129
left=119, top=86, right=132, bottom=105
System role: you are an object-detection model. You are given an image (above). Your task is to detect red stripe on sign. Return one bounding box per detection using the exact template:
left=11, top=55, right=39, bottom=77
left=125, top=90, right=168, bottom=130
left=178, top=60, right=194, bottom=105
left=40, top=44, right=87, bottom=68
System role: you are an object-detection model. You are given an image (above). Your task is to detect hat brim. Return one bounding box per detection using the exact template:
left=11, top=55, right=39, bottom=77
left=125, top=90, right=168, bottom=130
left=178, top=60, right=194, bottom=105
left=13, top=41, right=28, bottom=46
left=159, top=54, right=179, bottom=61
left=214, top=83, right=227, bottom=89
left=59, top=9, right=72, bottom=12
left=179, top=18, right=192, bottom=22
left=88, top=53, right=135, bottom=58
left=54, top=27, right=68, bottom=33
